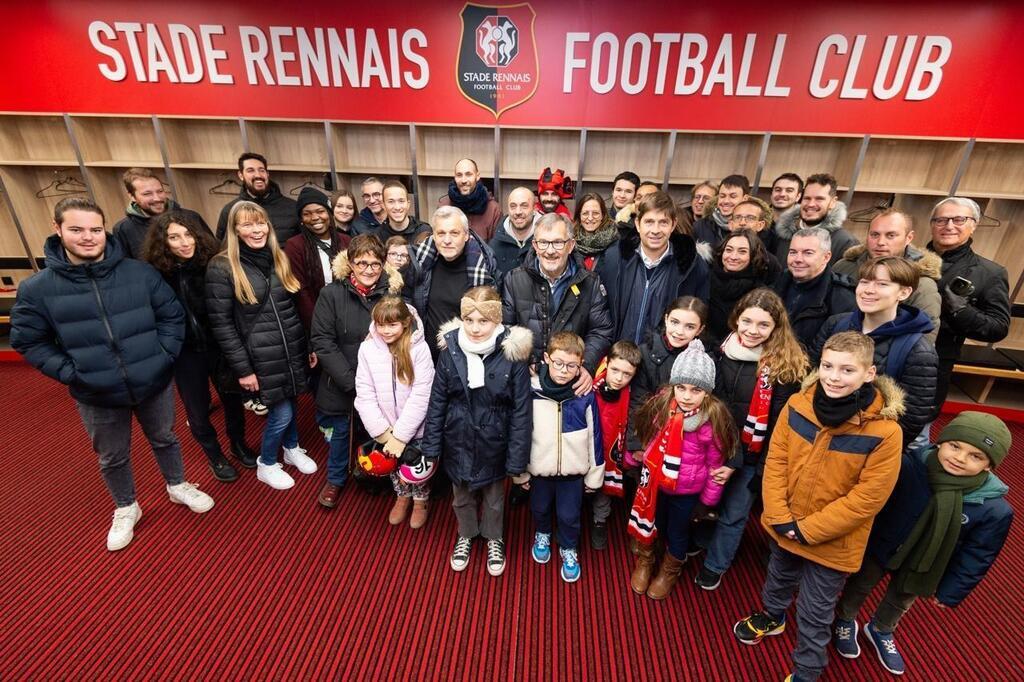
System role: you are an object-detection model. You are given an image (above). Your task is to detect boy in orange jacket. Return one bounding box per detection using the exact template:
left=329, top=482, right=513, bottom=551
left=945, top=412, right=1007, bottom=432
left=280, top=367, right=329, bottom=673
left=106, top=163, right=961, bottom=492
left=732, top=331, right=903, bottom=682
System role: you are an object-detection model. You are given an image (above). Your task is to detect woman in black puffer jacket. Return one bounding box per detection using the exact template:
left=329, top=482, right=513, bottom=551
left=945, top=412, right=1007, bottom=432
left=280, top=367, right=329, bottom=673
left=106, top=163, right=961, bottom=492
left=706, top=228, right=781, bottom=348
left=206, top=201, right=313, bottom=491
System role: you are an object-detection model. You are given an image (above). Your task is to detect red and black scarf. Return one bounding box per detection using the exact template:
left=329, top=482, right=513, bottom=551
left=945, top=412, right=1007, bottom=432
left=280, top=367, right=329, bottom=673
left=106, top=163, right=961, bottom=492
left=627, top=405, right=696, bottom=544
left=742, top=364, right=774, bottom=454
left=593, top=360, right=631, bottom=498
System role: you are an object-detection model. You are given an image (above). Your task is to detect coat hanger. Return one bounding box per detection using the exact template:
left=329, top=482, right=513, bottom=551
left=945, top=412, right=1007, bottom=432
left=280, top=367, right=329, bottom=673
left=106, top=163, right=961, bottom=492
left=287, top=174, right=332, bottom=196
left=847, top=194, right=895, bottom=223
left=208, top=175, right=242, bottom=196
left=35, top=171, right=88, bottom=198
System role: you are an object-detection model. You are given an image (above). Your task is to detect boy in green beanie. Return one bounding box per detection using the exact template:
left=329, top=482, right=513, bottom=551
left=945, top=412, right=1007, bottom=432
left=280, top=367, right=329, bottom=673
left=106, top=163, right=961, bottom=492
left=832, top=410, right=1014, bottom=675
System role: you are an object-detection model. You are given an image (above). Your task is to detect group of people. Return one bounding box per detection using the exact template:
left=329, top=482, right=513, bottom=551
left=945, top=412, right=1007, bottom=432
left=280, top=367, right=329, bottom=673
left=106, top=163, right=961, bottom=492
left=9, top=152, right=1016, bottom=682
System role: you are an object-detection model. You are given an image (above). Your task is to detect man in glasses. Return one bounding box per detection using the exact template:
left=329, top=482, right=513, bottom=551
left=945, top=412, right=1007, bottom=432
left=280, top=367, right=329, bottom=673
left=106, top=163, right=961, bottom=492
left=216, top=152, right=299, bottom=244
left=693, top=174, right=750, bottom=248
left=351, top=176, right=388, bottom=235
left=501, top=212, right=613, bottom=396
left=927, top=197, right=1009, bottom=411
left=773, top=173, right=857, bottom=268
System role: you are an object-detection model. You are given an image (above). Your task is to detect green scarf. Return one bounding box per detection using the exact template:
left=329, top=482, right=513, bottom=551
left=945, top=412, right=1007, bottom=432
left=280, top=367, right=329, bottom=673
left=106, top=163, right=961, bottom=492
left=574, top=221, right=618, bottom=256
left=886, top=448, right=989, bottom=596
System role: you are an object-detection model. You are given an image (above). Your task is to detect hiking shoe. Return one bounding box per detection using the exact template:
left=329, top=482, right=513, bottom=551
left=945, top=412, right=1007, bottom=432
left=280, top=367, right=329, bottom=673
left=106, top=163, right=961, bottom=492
left=486, top=539, right=506, bottom=576
left=167, top=482, right=215, bottom=513
left=450, top=536, right=473, bottom=572
left=833, top=618, right=861, bottom=659
left=590, top=521, right=608, bottom=551
left=257, top=461, right=295, bottom=490
left=733, top=611, right=786, bottom=645
left=531, top=532, right=551, bottom=564
left=559, top=547, right=581, bottom=583
left=244, top=398, right=268, bottom=416
left=694, top=566, right=722, bottom=591
left=283, top=445, right=317, bottom=474
left=107, top=502, right=142, bottom=551
left=865, top=621, right=905, bottom=675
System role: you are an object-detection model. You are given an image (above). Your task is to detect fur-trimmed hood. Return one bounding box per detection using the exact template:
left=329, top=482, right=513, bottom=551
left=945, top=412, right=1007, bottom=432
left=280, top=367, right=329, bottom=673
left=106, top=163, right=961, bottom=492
left=330, top=250, right=404, bottom=294
left=436, top=318, right=534, bottom=362
left=774, top=201, right=849, bottom=240
left=799, top=371, right=905, bottom=421
left=839, top=243, right=943, bottom=282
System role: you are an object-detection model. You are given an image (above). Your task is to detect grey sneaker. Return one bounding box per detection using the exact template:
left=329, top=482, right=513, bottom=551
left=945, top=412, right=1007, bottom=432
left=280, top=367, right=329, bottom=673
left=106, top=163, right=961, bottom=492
left=450, top=536, right=472, bottom=572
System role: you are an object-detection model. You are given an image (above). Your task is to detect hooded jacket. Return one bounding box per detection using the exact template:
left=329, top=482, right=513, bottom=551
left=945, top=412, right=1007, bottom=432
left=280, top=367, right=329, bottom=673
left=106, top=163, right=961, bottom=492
left=310, top=252, right=404, bottom=415
left=501, top=252, right=614, bottom=373
left=283, top=228, right=351, bottom=332
left=773, top=201, right=858, bottom=269
left=865, top=446, right=1013, bottom=606
left=761, top=373, right=905, bottom=573
left=113, top=201, right=209, bottom=260
left=215, top=181, right=300, bottom=245
left=812, top=305, right=938, bottom=446
left=833, top=243, right=943, bottom=344
left=489, top=216, right=535, bottom=280
left=527, top=375, right=605, bottom=489
left=774, top=267, right=858, bottom=350
left=11, top=235, right=184, bottom=408
left=420, top=319, right=534, bottom=490
left=353, top=305, right=435, bottom=444
left=351, top=207, right=384, bottom=236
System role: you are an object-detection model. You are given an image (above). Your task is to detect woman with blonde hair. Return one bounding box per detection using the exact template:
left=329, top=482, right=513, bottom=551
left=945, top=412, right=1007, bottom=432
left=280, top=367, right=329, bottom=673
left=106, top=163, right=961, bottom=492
left=206, top=201, right=316, bottom=490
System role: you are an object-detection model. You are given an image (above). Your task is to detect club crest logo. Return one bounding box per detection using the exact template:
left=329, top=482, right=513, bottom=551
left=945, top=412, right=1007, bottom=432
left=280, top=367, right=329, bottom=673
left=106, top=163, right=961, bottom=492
left=457, top=3, right=538, bottom=118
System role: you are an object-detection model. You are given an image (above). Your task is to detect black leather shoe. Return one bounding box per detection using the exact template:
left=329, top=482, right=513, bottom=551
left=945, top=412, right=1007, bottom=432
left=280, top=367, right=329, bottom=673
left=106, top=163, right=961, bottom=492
left=208, top=454, right=239, bottom=482
left=230, top=441, right=258, bottom=469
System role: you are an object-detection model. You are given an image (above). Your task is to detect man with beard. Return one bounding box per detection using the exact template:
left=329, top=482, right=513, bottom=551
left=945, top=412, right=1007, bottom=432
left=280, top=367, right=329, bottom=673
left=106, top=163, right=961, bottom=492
left=772, top=173, right=857, bottom=268
left=438, top=158, right=501, bottom=241
left=216, top=152, right=299, bottom=244
left=112, top=168, right=209, bottom=260
left=351, top=176, right=388, bottom=235
left=536, top=167, right=574, bottom=217
left=373, top=180, right=431, bottom=243
left=769, top=173, right=803, bottom=222
left=608, top=171, right=640, bottom=216
left=490, top=186, right=539, bottom=279
left=692, top=174, right=749, bottom=248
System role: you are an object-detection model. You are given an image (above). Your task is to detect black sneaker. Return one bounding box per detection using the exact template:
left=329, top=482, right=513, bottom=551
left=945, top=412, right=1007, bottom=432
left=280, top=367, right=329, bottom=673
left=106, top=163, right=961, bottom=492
left=230, top=441, right=258, bottom=469
left=486, top=538, right=506, bottom=576
left=591, top=521, right=608, bottom=550
left=733, top=610, right=786, bottom=645
left=694, top=566, right=722, bottom=591
left=208, top=454, right=239, bottom=482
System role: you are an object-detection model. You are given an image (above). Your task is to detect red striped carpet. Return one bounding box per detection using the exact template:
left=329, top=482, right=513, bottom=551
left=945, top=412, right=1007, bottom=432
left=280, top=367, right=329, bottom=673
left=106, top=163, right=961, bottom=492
left=2, top=359, right=1022, bottom=680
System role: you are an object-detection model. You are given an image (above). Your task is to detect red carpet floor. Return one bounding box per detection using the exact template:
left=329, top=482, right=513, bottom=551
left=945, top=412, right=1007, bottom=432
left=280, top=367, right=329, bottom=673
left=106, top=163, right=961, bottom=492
left=2, top=360, right=1023, bottom=680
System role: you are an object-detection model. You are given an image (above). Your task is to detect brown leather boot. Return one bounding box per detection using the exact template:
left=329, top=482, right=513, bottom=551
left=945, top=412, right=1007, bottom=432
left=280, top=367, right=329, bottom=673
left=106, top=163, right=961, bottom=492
left=646, top=552, right=685, bottom=600
left=630, top=543, right=657, bottom=595
left=409, top=499, right=429, bottom=529
left=628, top=536, right=640, bottom=556
left=388, top=495, right=411, bottom=525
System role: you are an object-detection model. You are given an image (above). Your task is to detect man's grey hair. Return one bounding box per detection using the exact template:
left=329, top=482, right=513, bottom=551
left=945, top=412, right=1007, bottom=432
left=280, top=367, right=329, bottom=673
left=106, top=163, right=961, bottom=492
left=431, top=205, right=469, bottom=233
left=792, top=227, right=831, bottom=253
left=932, top=197, right=981, bottom=222
left=535, top=211, right=574, bottom=239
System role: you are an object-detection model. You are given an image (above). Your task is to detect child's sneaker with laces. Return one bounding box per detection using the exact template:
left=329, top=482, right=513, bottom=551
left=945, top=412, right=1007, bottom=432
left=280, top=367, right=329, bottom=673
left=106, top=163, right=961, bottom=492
left=450, top=536, right=472, bottom=572
left=559, top=547, right=581, bottom=583
left=167, top=482, right=214, bottom=513
left=694, top=566, right=722, bottom=591
left=531, top=532, right=551, bottom=564
left=486, top=539, right=506, bottom=576
left=283, top=445, right=317, bottom=474
left=832, top=618, right=861, bottom=659
left=106, top=501, right=142, bottom=551
left=865, top=621, right=905, bottom=675
left=733, top=610, right=786, bottom=645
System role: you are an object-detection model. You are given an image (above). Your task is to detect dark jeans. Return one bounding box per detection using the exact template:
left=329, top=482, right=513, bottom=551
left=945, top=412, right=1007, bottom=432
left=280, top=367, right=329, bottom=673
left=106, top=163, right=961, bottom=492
left=173, top=347, right=246, bottom=460
left=260, top=399, right=299, bottom=465
left=322, top=413, right=351, bottom=486
left=704, top=463, right=758, bottom=574
left=761, top=542, right=849, bottom=682
left=452, top=480, right=505, bottom=540
left=76, top=381, right=185, bottom=507
left=530, top=476, right=584, bottom=549
left=655, top=492, right=700, bottom=559
left=836, top=557, right=918, bottom=633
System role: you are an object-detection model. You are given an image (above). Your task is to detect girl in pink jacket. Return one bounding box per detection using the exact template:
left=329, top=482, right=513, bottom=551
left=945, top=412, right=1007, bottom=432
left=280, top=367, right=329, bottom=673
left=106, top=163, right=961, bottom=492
left=354, top=296, right=436, bottom=528
left=627, top=339, right=736, bottom=601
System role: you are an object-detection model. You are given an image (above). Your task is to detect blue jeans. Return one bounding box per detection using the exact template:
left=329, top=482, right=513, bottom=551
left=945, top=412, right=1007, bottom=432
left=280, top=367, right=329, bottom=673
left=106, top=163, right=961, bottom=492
left=260, top=399, right=299, bottom=465
left=655, top=492, right=700, bottom=559
left=704, top=463, right=758, bottom=574
left=530, top=476, right=584, bottom=549
left=323, top=413, right=351, bottom=486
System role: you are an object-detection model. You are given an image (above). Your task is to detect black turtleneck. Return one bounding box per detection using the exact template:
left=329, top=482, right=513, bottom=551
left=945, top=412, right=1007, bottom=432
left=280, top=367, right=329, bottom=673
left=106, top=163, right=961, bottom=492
left=425, top=249, right=468, bottom=355
left=239, top=242, right=273, bottom=277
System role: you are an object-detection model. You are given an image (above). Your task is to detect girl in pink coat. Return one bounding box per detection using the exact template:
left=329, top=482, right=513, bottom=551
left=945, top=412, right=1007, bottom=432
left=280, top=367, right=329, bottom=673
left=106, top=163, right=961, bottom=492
left=354, top=296, right=436, bottom=528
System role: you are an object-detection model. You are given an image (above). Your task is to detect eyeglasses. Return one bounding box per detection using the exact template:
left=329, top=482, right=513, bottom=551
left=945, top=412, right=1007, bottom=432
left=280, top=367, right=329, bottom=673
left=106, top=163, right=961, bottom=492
left=361, top=192, right=383, bottom=200
left=930, top=216, right=975, bottom=227
left=730, top=214, right=762, bottom=225
left=352, top=260, right=382, bottom=271
left=549, top=359, right=581, bottom=372
left=535, top=239, right=572, bottom=251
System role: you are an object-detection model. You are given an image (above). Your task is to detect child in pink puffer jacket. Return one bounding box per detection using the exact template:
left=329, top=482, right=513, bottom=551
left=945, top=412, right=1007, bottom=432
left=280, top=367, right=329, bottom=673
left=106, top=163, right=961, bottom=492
left=628, top=339, right=737, bottom=601
left=354, top=296, right=435, bottom=528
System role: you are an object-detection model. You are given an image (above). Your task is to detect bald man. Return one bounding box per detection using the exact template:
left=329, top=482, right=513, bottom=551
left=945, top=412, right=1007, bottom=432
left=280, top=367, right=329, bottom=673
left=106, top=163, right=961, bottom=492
left=438, top=158, right=502, bottom=241
left=489, top=186, right=539, bottom=279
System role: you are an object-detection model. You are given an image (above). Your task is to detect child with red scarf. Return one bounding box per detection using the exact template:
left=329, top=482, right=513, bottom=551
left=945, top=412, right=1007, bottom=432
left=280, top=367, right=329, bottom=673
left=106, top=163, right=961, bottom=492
left=628, top=339, right=736, bottom=600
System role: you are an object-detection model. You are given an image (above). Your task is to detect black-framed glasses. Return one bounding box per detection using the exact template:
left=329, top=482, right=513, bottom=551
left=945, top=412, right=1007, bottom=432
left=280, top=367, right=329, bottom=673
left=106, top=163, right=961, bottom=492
left=930, top=216, right=975, bottom=227
left=549, top=358, right=580, bottom=372
left=535, top=239, right=572, bottom=251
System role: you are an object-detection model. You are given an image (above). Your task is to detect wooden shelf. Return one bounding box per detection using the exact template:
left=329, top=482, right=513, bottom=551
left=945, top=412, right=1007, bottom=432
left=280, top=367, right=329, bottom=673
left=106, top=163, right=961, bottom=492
left=0, top=115, right=76, bottom=165
left=957, top=141, right=1024, bottom=198
left=338, top=166, right=412, bottom=176
left=670, top=133, right=762, bottom=184
left=169, top=162, right=239, bottom=170
left=857, top=138, right=966, bottom=195
left=761, top=134, right=861, bottom=187
left=418, top=125, right=494, bottom=179
left=500, top=127, right=579, bottom=179
left=245, top=120, right=329, bottom=170
left=0, top=158, right=79, bottom=167
left=584, top=130, right=667, bottom=180
left=171, top=169, right=241, bottom=228
left=333, top=123, right=411, bottom=176
left=0, top=165, right=89, bottom=257
left=69, top=116, right=162, bottom=167
left=85, top=160, right=164, bottom=168
left=160, top=118, right=242, bottom=168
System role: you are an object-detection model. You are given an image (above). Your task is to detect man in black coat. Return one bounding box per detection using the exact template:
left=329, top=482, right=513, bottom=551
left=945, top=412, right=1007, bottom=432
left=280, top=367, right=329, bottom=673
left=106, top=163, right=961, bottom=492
left=112, top=167, right=210, bottom=259
left=928, top=197, right=1010, bottom=412
left=502, top=212, right=614, bottom=395
left=772, top=173, right=857, bottom=268
left=774, top=226, right=857, bottom=350
left=216, top=152, right=300, bottom=244
left=489, top=185, right=538, bottom=280
left=11, top=197, right=212, bottom=552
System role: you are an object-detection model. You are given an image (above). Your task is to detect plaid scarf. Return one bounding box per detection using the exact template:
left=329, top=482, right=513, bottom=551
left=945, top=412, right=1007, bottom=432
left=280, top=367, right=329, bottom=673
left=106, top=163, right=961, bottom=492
left=593, top=361, right=631, bottom=497
left=413, top=234, right=494, bottom=289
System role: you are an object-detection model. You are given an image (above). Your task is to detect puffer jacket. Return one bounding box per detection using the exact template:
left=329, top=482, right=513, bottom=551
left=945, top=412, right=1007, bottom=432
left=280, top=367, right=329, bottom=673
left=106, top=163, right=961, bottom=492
left=811, top=306, right=937, bottom=447
left=643, top=417, right=725, bottom=504
left=774, top=267, right=857, bottom=350
left=626, top=334, right=700, bottom=452
left=215, top=181, right=300, bottom=245
left=833, top=243, right=943, bottom=344
left=310, top=252, right=404, bottom=415
left=420, top=319, right=533, bottom=490
left=761, top=373, right=905, bottom=573
left=773, top=201, right=858, bottom=268
left=352, top=306, right=435, bottom=443
left=11, top=235, right=184, bottom=408
left=865, top=446, right=1013, bottom=607
left=527, top=375, right=605, bottom=489
left=501, top=252, right=614, bottom=373
left=205, top=253, right=307, bottom=406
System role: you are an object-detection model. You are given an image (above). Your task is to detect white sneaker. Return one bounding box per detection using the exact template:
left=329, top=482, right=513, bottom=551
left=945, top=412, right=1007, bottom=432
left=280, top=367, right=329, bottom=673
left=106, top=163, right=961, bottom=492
left=257, top=460, right=295, bottom=489
left=283, top=445, right=317, bottom=474
left=244, top=399, right=269, bottom=416
left=167, top=482, right=215, bottom=513
left=107, top=501, right=142, bottom=551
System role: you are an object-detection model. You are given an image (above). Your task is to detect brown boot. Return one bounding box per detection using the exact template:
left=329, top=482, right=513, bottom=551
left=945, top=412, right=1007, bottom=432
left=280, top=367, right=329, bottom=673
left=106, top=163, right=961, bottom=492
left=630, top=543, right=657, bottom=595
left=646, top=552, right=685, bottom=600
left=388, top=495, right=411, bottom=525
left=628, top=536, right=640, bottom=556
left=409, top=499, right=429, bottom=529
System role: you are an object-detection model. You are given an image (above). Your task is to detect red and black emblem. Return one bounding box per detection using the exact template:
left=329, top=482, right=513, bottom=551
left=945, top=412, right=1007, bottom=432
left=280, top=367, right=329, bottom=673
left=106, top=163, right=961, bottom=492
left=457, top=3, right=538, bottom=118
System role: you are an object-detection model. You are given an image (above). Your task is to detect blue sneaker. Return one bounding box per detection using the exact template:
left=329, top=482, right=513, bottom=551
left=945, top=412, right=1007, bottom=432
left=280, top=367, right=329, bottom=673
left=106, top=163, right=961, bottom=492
left=559, top=547, right=581, bottom=583
left=833, top=618, right=861, bottom=658
left=531, top=532, right=551, bottom=564
left=864, top=621, right=905, bottom=675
